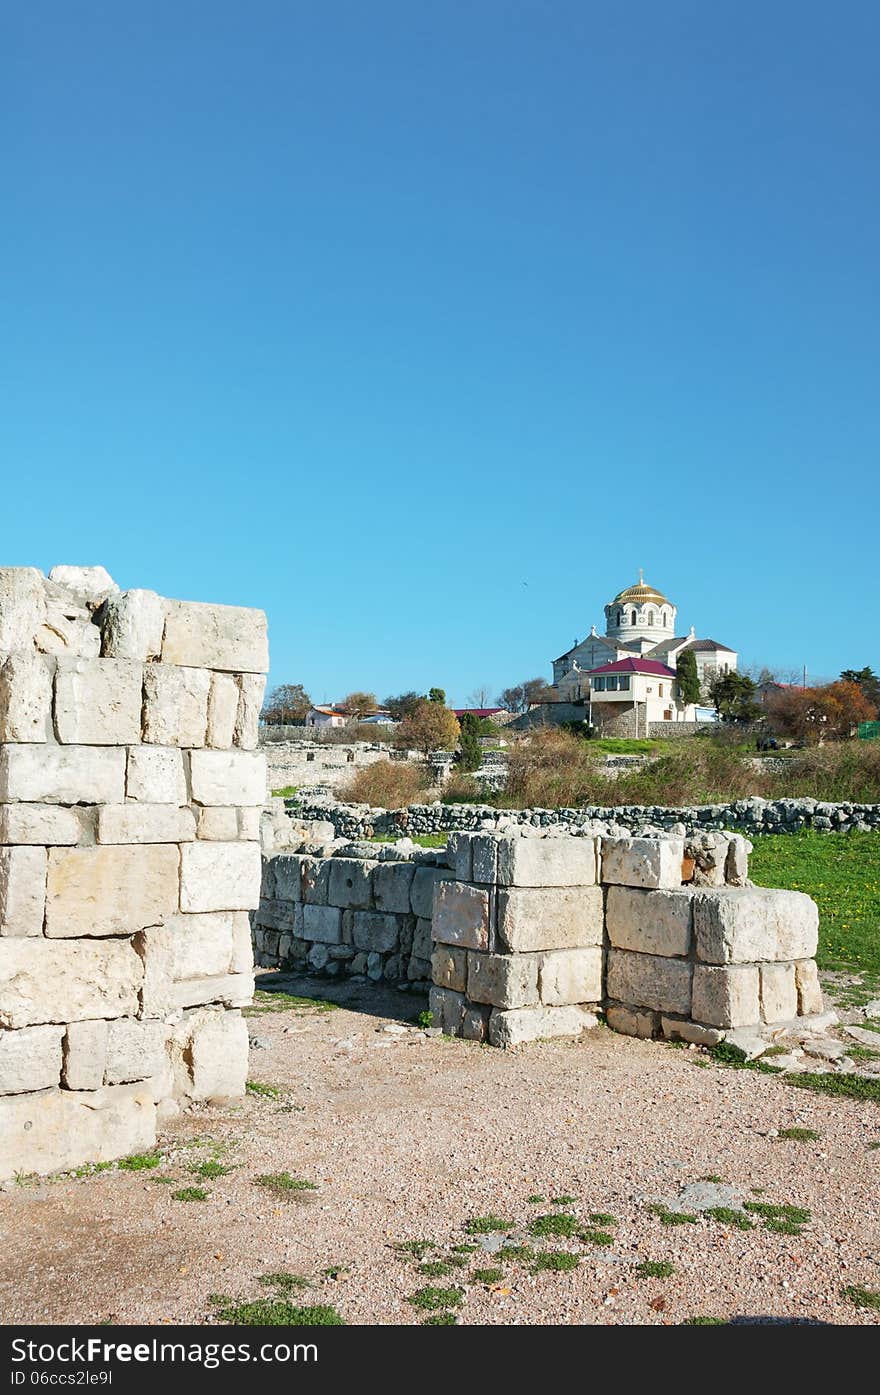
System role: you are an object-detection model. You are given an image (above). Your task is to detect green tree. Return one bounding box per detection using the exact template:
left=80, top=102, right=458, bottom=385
left=709, top=672, right=761, bottom=723
left=840, top=667, right=880, bottom=713
left=676, top=649, right=701, bottom=707
left=427, top=687, right=446, bottom=705
left=261, top=683, right=311, bottom=724
left=458, top=713, right=483, bottom=772
left=383, top=691, right=422, bottom=721
left=395, top=700, right=460, bottom=758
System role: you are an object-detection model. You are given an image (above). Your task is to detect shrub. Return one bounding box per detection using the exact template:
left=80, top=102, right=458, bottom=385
left=341, top=760, right=428, bottom=808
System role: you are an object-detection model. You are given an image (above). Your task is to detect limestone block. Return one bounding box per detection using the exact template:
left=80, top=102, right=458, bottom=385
left=100, top=589, right=165, bottom=661
left=133, top=926, right=174, bottom=1018
left=411, top=866, right=445, bottom=919
left=105, top=1019, right=170, bottom=1085
left=412, top=916, right=432, bottom=960
left=0, top=1083, right=156, bottom=1181
left=206, top=673, right=240, bottom=748
left=45, top=844, right=179, bottom=937
left=230, top=912, right=253, bottom=973
left=171, top=1008, right=249, bottom=1101
left=431, top=944, right=468, bottom=992
left=605, top=886, right=693, bottom=958
left=432, top=880, right=490, bottom=950
left=352, top=911, right=399, bottom=953
left=488, top=1004, right=597, bottom=1048
left=0, top=652, right=52, bottom=741
left=142, top=665, right=210, bottom=747
left=63, top=1019, right=109, bottom=1090
left=96, top=804, right=196, bottom=844
left=0, top=846, right=47, bottom=936
left=660, top=1016, right=724, bottom=1046
left=694, top=888, right=819, bottom=964
left=125, top=746, right=187, bottom=804
left=0, top=567, right=46, bottom=651
left=538, top=946, right=603, bottom=1006
left=0, top=938, right=143, bottom=1028
left=161, top=600, right=269, bottom=674
left=606, top=1003, right=659, bottom=1039
left=467, top=951, right=539, bottom=1009
left=0, top=744, right=125, bottom=804
left=691, top=963, right=761, bottom=1028
left=53, top=657, right=142, bottom=745
left=189, top=749, right=266, bottom=807
left=794, top=959, right=823, bottom=1016
left=428, top=984, right=466, bottom=1035
left=372, top=861, right=416, bottom=914
left=237, top=807, right=261, bottom=840
left=170, top=972, right=254, bottom=1010
left=0, top=1023, right=64, bottom=1093
left=446, top=832, right=474, bottom=881
left=272, top=853, right=305, bottom=903
left=48, top=565, right=118, bottom=606
left=301, top=857, right=331, bottom=905
left=302, top=904, right=342, bottom=943
left=460, top=1004, right=491, bottom=1042
left=163, top=910, right=236, bottom=979
left=0, top=804, right=82, bottom=846
left=37, top=580, right=102, bottom=658
left=601, top=837, right=684, bottom=889
left=760, top=962, right=798, bottom=1023
left=498, top=834, right=598, bottom=888
left=179, top=841, right=262, bottom=913
left=197, top=807, right=240, bottom=840
left=605, top=949, right=693, bottom=1015
left=725, top=835, right=751, bottom=886
left=328, top=858, right=376, bottom=909
left=496, top=885, right=603, bottom=953
left=234, top=674, right=266, bottom=750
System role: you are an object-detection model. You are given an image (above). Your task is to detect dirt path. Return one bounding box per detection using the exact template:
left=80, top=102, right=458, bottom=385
left=1, top=972, right=878, bottom=1327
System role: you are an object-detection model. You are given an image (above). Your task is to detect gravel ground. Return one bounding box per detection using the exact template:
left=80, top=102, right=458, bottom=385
left=1, top=971, right=879, bottom=1327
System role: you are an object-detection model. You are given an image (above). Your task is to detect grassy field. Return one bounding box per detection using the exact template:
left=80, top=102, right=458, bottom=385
left=750, top=830, right=880, bottom=978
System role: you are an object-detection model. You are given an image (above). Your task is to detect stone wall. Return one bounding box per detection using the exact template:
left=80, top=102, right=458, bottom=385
left=0, top=565, right=267, bottom=1180
left=264, top=740, right=407, bottom=796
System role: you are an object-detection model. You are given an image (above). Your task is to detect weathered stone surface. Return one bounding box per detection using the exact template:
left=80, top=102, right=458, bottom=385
left=162, top=911, right=236, bottom=979
left=0, top=846, right=47, bottom=936
left=170, top=973, right=254, bottom=1010
left=794, top=959, right=823, bottom=1016
left=100, top=589, right=165, bottom=661
left=161, top=600, right=269, bottom=674
left=185, top=1008, right=249, bottom=1100
left=328, top=858, right=376, bottom=909
left=0, top=567, right=46, bottom=651
left=133, top=926, right=173, bottom=1018
left=0, top=938, right=143, bottom=1028
left=691, top=963, right=761, bottom=1028
left=538, top=946, right=603, bottom=1006
left=197, top=806, right=240, bottom=840
left=189, top=749, right=265, bottom=807
left=471, top=834, right=501, bottom=884
left=206, top=673, right=240, bottom=748
left=498, top=834, right=598, bottom=887
left=179, top=841, right=261, bottom=913
left=428, top=985, right=466, bottom=1035
left=352, top=911, right=399, bottom=953
left=725, top=834, right=751, bottom=886
left=601, top=837, right=684, bottom=889
left=63, top=1019, right=109, bottom=1090
left=660, top=1016, right=724, bottom=1046
left=606, top=1002, right=659, bottom=1039
left=96, top=804, right=196, bottom=844
left=447, top=832, right=474, bottom=881
left=0, top=1024, right=64, bottom=1094
left=694, top=888, right=819, bottom=964
left=431, top=944, right=468, bottom=993
left=432, top=881, right=490, bottom=950
left=234, top=674, right=266, bottom=750
left=411, top=866, right=445, bottom=919
left=0, top=744, right=125, bottom=804
left=301, top=904, right=342, bottom=944
left=0, top=652, right=52, bottom=741
left=48, top=565, right=118, bottom=606
left=467, top=951, right=539, bottom=1009
left=0, top=804, right=82, bottom=846
left=606, top=949, right=693, bottom=1015
left=38, top=580, right=102, bottom=658
left=54, top=657, right=143, bottom=745
left=460, top=1003, right=491, bottom=1041
left=125, top=746, right=187, bottom=804
left=142, top=665, right=210, bottom=748
left=237, top=807, right=261, bottom=841
left=0, top=1083, right=156, bottom=1181
left=372, top=861, right=416, bottom=914
left=105, top=1019, right=170, bottom=1085
left=605, top=886, right=693, bottom=958
left=760, top=962, right=798, bottom=1023
left=488, top=1004, right=597, bottom=1048
left=45, top=844, right=179, bottom=937
left=496, top=885, right=603, bottom=953
left=230, top=913, right=253, bottom=973
left=412, top=916, right=432, bottom=960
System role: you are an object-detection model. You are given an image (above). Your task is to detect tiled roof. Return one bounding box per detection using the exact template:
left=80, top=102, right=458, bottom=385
left=587, top=657, right=677, bottom=678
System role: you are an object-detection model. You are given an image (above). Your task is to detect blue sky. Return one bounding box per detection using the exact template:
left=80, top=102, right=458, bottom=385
left=3, top=2, right=878, bottom=704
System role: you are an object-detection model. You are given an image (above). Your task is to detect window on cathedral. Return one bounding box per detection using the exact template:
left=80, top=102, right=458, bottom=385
left=648, top=610, right=655, bottom=625
left=658, top=683, right=664, bottom=697
left=617, top=610, right=622, bottom=625
left=631, top=610, right=637, bottom=625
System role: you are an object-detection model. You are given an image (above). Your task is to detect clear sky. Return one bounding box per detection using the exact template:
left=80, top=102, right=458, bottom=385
left=4, top=2, right=878, bottom=704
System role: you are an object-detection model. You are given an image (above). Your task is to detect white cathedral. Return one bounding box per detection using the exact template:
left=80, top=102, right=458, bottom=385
left=549, top=573, right=737, bottom=731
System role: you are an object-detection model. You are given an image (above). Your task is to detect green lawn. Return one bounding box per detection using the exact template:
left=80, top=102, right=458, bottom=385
left=749, top=830, right=880, bottom=976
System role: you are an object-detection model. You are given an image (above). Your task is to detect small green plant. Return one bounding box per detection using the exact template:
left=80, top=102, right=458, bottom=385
left=171, top=1186, right=208, bottom=1202
left=497, top=1245, right=533, bottom=1261
left=580, top=1228, right=613, bottom=1247
left=258, top=1273, right=311, bottom=1293
left=322, top=1265, right=348, bottom=1280
left=189, top=1160, right=234, bottom=1179
left=472, top=1267, right=505, bottom=1283
left=526, top=1194, right=545, bottom=1204
left=245, top=1080, right=281, bottom=1099
left=775, top=1127, right=820, bottom=1142
left=841, top=1285, right=880, bottom=1310
left=214, top=1298, right=343, bottom=1325
left=743, top=1200, right=811, bottom=1235
left=786, top=1072, right=880, bottom=1102
left=418, top=1261, right=454, bottom=1278
left=254, top=1172, right=318, bottom=1195
left=450, top=1243, right=479, bottom=1255
left=532, top=1251, right=580, bottom=1272
left=394, top=1240, right=434, bottom=1258
left=550, top=1195, right=577, bottom=1206
left=704, top=1207, right=754, bottom=1231
left=245, top=990, right=338, bottom=1017
left=464, top=1215, right=510, bottom=1234
left=406, top=1286, right=464, bottom=1312
left=416, top=1010, right=434, bottom=1028
left=635, top=1260, right=675, bottom=1278
left=118, top=1152, right=162, bottom=1172
left=422, top=1312, right=457, bottom=1325
left=529, top=1213, right=580, bottom=1239
left=70, top=1161, right=114, bottom=1179
left=698, top=1175, right=724, bottom=1184
left=649, top=1204, right=698, bottom=1227
left=683, top=1315, right=725, bottom=1325
left=588, top=1212, right=616, bottom=1226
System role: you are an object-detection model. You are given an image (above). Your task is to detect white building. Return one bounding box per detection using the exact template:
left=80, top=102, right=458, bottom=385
left=305, top=705, right=348, bottom=728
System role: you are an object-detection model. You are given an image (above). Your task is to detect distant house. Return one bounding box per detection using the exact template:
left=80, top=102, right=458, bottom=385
left=360, top=711, right=396, bottom=725
left=305, top=706, right=348, bottom=729
left=583, top=656, right=694, bottom=734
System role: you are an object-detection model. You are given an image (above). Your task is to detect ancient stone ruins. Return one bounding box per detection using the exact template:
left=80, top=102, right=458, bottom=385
left=0, top=565, right=828, bottom=1182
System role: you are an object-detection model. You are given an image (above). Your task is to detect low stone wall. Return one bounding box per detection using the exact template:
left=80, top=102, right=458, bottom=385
left=263, top=741, right=408, bottom=796
left=291, top=794, right=880, bottom=838
left=0, top=565, right=267, bottom=1180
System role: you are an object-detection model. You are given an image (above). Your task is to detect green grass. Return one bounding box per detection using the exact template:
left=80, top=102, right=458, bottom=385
left=171, top=1186, right=208, bottom=1202
left=422, top=1312, right=458, bottom=1325
left=532, top=1251, right=580, bottom=1272
left=550, top=1195, right=577, bottom=1206
left=588, top=1212, right=616, bottom=1226
left=776, top=1127, right=821, bottom=1142
left=394, top=1240, right=434, bottom=1258
left=785, top=1072, right=880, bottom=1103
left=245, top=1080, right=281, bottom=1098
left=189, top=1160, right=234, bottom=1178
left=749, top=830, right=880, bottom=974
left=743, top=1200, right=811, bottom=1235
left=70, top=1161, right=114, bottom=1178
left=472, top=1266, right=505, bottom=1283
left=682, top=1315, right=725, bottom=1326
left=580, top=1228, right=614, bottom=1247
left=464, top=1215, right=510, bottom=1234
left=526, top=1194, right=545, bottom=1204
left=528, top=1213, right=580, bottom=1239
left=416, top=1010, right=434, bottom=1028
left=450, top=1243, right=479, bottom=1255
left=258, top=1272, right=311, bottom=1293
left=648, top=1204, right=698, bottom=1227
left=369, top=832, right=449, bottom=848
left=841, top=1285, right=880, bottom=1310
left=418, top=1261, right=455, bottom=1277
left=118, top=1152, right=162, bottom=1172
left=245, top=989, right=338, bottom=1017
left=497, top=1245, right=533, bottom=1262
left=704, top=1207, right=754, bottom=1231
left=635, top=1260, right=675, bottom=1278
left=214, top=1298, right=343, bottom=1325
left=270, top=786, right=298, bottom=798
left=406, top=1286, right=464, bottom=1311
left=253, top=1172, right=318, bottom=1195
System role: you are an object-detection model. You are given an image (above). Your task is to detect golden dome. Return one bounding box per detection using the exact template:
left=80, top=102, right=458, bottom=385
left=611, top=573, right=671, bottom=607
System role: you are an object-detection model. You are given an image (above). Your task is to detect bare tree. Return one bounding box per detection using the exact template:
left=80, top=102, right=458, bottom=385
left=466, top=684, right=493, bottom=708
